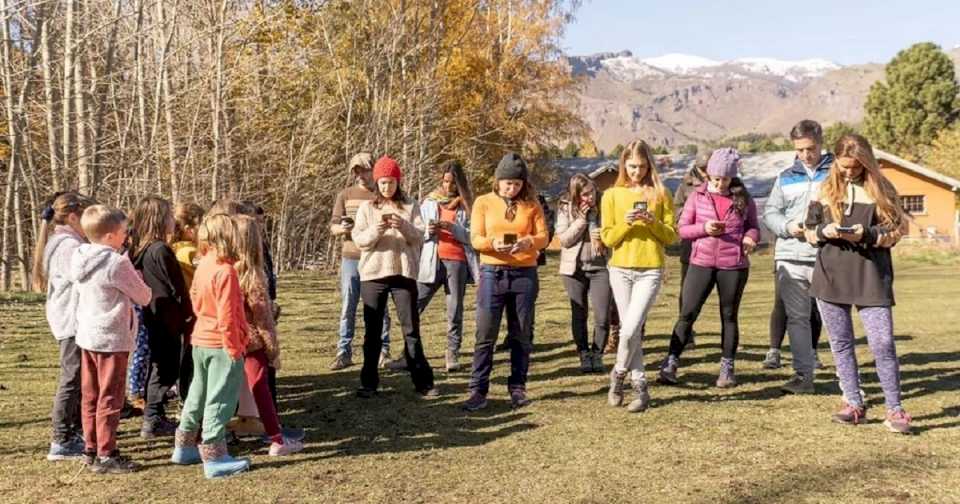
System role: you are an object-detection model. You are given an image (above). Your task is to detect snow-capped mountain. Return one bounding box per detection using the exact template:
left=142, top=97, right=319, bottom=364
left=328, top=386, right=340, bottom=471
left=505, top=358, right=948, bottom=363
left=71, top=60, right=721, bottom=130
left=575, top=51, right=842, bottom=82
left=639, top=53, right=721, bottom=74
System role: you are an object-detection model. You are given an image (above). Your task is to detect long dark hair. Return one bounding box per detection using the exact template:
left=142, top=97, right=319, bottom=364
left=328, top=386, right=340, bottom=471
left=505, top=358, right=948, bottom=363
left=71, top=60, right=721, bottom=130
left=442, top=160, right=474, bottom=212
left=129, top=196, right=173, bottom=259
left=727, top=177, right=752, bottom=215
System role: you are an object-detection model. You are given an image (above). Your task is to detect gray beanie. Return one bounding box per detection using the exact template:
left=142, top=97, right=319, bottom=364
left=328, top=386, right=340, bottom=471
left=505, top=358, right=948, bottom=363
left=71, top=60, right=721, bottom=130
left=495, top=152, right=528, bottom=181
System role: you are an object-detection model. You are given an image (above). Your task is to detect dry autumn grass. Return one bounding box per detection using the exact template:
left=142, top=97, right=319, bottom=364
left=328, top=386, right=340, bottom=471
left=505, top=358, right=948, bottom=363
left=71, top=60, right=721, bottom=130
left=1, top=251, right=959, bottom=503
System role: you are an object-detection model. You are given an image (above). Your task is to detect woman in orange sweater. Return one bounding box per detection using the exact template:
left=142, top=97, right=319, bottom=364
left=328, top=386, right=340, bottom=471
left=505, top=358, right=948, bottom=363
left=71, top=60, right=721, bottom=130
left=170, top=213, right=251, bottom=479
left=463, top=153, right=548, bottom=411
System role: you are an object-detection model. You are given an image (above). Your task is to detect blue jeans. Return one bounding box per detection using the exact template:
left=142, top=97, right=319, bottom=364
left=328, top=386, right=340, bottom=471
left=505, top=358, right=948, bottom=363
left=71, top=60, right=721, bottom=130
left=338, top=258, right=390, bottom=357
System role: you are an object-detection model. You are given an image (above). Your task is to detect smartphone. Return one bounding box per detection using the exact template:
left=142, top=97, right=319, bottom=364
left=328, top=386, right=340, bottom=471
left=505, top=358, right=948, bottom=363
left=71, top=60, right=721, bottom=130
left=836, top=225, right=857, bottom=234
left=503, top=233, right=517, bottom=245
left=381, top=213, right=393, bottom=224
left=714, top=221, right=726, bottom=231
left=633, top=201, right=648, bottom=212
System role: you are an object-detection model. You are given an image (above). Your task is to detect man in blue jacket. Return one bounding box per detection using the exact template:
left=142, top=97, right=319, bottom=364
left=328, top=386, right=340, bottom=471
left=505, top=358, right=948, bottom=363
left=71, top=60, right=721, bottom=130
left=762, top=120, right=833, bottom=394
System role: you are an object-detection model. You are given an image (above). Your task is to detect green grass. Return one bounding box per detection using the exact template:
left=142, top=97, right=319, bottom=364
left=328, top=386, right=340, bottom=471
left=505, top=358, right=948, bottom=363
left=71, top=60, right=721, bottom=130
left=1, top=252, right=959, bottom=503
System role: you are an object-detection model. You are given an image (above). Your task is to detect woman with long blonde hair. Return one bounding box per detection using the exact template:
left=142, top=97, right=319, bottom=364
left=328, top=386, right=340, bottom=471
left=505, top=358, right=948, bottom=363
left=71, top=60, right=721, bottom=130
left=600, top=140, right=677, bottom=413
left=805, top=134, right=912, bottom=434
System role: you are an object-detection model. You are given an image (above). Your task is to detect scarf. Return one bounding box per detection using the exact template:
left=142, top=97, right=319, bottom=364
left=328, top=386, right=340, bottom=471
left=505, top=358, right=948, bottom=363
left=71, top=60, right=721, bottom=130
left=429, top=189, right=463, bottom=212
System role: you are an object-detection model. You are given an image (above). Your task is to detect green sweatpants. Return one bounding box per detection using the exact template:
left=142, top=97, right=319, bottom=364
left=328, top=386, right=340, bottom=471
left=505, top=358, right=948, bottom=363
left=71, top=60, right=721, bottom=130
left=178, top=346, right=244, bottom=444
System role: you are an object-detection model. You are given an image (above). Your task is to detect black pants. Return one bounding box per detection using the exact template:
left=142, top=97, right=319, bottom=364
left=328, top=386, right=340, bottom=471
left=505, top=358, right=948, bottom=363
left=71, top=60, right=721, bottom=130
left=51, top=337, right=82, bottom=443
left=360, top=276, right=434, bottom=392
left=178, top=319, right=195, bottom=404
left=669, top=264, right=749, bottom=360
left=561, top=268, right=611, bottom=353
left=769, top=284, right=823, bottom=350
left=144, top=325, right=182, bottom=423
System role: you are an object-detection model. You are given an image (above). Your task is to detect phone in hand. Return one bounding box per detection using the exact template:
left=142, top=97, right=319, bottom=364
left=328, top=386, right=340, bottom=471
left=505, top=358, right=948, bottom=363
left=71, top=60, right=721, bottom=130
left=503, top=233, right=517, bottom=245
left=835, top=225, right=857, bottom=234
left=633, top=201, right=648, bottom=213
left=381, top=213, right=393, bottom=224
left=714, top=221, right=726, bottom=231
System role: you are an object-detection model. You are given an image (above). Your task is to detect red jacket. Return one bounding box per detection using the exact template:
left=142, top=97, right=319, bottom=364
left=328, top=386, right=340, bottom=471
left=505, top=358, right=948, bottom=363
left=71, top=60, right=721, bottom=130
left=678, top=184, right=760, bottom=270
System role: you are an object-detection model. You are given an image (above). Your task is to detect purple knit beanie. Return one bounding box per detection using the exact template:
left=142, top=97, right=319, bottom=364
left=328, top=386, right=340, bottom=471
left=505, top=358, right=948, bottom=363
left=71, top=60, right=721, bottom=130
left=707, top=148, right=740, bottom=178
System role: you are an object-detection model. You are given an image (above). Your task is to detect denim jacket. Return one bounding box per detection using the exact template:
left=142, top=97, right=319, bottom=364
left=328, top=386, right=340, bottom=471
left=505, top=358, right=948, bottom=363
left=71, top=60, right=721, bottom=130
left=417, top=197, right=480, bottom=285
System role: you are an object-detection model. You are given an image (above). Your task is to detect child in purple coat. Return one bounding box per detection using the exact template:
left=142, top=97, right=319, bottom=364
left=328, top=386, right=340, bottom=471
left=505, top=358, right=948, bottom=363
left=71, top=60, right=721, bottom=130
left=658, top=148, right=760, bottom=388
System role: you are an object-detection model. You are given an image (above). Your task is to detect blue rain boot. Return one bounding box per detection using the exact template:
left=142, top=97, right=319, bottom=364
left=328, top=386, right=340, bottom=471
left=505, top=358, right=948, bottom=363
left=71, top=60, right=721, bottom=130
left=200, top=440, right=250, bottom=479
left=170, top=429, right=201, bottom=465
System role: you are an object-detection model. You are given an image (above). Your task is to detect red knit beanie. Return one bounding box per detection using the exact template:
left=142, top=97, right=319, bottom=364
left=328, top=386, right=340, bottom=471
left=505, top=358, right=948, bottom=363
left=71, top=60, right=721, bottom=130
left=373, top=156, right=402, bottom=182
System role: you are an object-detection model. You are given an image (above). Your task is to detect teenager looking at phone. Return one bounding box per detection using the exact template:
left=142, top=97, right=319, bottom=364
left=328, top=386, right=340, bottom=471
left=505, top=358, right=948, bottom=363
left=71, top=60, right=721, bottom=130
left=351, top=156, right=435, bottom=398
left=761, top=120, right=833, bottom=393
left=658, top=148, right=759, bottom=388
left=329, top=153, right=394, bottom=371
left=463, top=152, right=548, bottom=411
left=804, top=134, right=911, bottom=434
left=600, top=140, right=677, bottom=413
left=416, top=160, right=479, bottom=372
left=556, top=174, right=611, bottom=373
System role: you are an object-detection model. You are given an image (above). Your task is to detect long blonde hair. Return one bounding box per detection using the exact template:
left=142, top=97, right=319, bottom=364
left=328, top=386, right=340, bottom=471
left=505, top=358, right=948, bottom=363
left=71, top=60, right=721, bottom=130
left=32, top=192, right=96, bottom=292
left=232, top=214, right=266, bottom=300
left=202, top=213, right=239, bottom=262
left=614, top=140, right=668, bottom=203
left=821, top=134, right=904, bottom=229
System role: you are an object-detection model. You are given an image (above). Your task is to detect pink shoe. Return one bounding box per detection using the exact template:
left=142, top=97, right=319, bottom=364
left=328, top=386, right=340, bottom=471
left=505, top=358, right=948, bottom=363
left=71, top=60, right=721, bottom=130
left=883, top=409, right=913, bottom=434
left=832, top=403, right=866, bottom=425
left=268, top=437, right=304, bottom=456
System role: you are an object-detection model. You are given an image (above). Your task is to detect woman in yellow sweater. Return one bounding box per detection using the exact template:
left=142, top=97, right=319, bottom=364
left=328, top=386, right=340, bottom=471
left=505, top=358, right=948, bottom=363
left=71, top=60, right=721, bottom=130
left=463, top=153, right=549, bottom=411
left=601, top=140, right=677, bottom=413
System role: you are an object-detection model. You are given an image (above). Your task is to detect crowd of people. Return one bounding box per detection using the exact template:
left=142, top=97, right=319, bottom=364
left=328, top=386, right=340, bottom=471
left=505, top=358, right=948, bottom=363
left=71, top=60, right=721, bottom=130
left=35, top=118, right=913, bottom=480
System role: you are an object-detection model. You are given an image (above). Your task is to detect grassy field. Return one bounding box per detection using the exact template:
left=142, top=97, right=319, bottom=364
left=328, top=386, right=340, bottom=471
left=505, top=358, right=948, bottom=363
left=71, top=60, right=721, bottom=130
left=1, top=251, right=959, bottom=503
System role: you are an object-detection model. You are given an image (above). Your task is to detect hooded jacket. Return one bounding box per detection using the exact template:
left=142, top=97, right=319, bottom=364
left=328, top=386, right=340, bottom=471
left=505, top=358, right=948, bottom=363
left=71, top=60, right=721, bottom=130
left=762, top=153, right=833, bottom=263
left=43, top=226, right=84, bottom=340
left=70, top=243, right=152, bottom=352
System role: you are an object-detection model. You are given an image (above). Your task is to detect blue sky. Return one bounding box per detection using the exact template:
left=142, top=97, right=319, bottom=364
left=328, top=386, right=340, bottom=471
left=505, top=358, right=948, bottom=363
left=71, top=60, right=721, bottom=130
left=562, top=0, right=960, bottom=65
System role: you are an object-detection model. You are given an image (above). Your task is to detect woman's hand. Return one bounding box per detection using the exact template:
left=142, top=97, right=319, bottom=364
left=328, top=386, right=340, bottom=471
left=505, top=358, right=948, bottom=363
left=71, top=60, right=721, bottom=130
left=839, top=224, right=864, bottom=243
left=376, top=218, right=390, bottom=234
left=742, top=236, right=757, bottom=255
left=704, top=220, right=725, bottom=237
left=821, top=223, right=840, bottom=240
left=876, top=229, right=903, bottom=248
left=388, top=214, right=403, bottom=229
left=579, top=201, right=592, bottom=215
left=492, top=239, right=514, bottom=253
left=510, top=236, right=534, bottom=254
left=591, top=238, right=606, bottom=257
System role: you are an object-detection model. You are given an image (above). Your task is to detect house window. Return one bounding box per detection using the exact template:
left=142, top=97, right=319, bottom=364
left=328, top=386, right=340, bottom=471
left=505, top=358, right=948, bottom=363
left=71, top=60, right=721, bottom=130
left=901, top=195, right=926, bottom=214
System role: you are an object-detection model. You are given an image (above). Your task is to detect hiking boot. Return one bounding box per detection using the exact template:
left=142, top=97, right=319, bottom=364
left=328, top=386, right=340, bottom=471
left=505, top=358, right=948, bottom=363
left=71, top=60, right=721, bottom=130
left=445, top=349, right=461, bottom=372
left=657, top=355, right=680, bottom=385
left=418, top=387, right=440, bottom=399
left=463, top=391, right=488, bottom=412
left=355, top=387, right=378, bottom=399
left=716, top=358, right=737, bottom=388
left=91, top=451, right=140, bottom=474
left=781, top=373, right=815, bottom=395
left=626, top=379, right=650, bottom=413
left=814, top=353, right=825, bottom=369
left=510, top=388, right=532, bottom=409
left=607, top=369, right=627, bottom=407
left=329, top=353, right=352, bottom=371
left=200, top=441, right=250, bottom=479
left=762, top=349, right=782, bottom=369
left=268, top=437, right=305, bottom=456
left=578, top=350, right=593, bottom=373
left=141, top=416, right=178, bottom=439
left=170, top=428, right=202, bottom=465
left=884, top=409, right=913, bottom=435
left=604, top=327, right=619, bottom=354
left=47, top=440, right=84, bottom=461
left=591, top=351, right=604, bottom=373
left=832, top=403, right=867, bottom=425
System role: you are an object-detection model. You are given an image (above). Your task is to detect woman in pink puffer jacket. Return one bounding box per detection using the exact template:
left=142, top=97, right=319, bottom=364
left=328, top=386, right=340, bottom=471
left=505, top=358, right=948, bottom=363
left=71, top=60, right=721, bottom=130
left=657, top=148, right=760, bottom=388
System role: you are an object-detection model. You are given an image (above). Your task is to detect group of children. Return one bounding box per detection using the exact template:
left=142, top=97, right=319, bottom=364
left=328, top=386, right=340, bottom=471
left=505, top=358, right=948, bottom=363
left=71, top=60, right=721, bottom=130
left=37, top=195, right=303, bottom=478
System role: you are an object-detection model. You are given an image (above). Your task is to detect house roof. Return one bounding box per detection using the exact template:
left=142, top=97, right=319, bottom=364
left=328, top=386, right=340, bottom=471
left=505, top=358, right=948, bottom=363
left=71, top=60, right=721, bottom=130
left=875, top=149, right=960, bottom=192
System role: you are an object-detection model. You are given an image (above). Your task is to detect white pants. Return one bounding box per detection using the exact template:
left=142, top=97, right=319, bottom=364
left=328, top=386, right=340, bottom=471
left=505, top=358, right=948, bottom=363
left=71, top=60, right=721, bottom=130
left=608, top=267, right=664, bottom=382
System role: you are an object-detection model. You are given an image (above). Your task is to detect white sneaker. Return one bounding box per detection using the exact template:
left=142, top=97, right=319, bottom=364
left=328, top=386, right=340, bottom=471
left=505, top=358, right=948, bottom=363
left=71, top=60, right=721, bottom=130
left=268, top=437, right=304, bottom=456
left=378, top=350, right=391, bottom=369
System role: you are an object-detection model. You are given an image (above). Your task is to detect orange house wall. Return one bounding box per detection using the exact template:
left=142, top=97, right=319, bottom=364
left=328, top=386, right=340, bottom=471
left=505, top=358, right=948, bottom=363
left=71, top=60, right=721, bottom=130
left=879, top=160, right=958, bottom=240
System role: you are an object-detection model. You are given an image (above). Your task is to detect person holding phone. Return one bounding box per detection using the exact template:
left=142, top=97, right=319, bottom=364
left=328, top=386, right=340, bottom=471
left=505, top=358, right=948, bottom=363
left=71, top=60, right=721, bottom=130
left=556, top=174, right=611, bottom=373
left=329, top=153, right=394, bottom=371
left=463, top=152, right=548, bottom=411
left=658, top=148, right=759, bottom=388
left=804, top=134, right=912, bottom=434
left=600, top=140, right=677, bottom=413
left=351, top=156, right=435, bottom=398
left=416, top=160, right=478, bottom=372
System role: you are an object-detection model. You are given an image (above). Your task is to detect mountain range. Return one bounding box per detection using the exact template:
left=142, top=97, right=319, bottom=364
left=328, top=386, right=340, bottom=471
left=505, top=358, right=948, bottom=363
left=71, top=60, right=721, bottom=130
left=566, top=48, right=960, bottom=152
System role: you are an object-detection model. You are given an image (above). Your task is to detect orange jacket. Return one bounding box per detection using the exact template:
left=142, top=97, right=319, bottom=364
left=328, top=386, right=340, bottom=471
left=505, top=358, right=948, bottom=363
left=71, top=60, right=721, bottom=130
left=189, top=253, right=249, bottom=360
left=470, top=192, right=548, bottom=267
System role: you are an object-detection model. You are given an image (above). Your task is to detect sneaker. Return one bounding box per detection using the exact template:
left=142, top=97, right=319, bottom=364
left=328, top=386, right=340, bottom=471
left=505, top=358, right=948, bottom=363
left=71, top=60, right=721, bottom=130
left=509, top=389, right=531, bottom=409
left=578, top=350, right=593, bottom=373
left=82, top=450, right=97, bottom=466
left=716, top=358, right=737, bottom=388
left=626, top=379, right=650, bottom=413
left=607, top=369, right=626, bottom=407
left=463, top=391, right=488, bottom=412
left=47, top=441, right=84, bottom=461
left=591, top=351, right=604, bottom=373
left=657, top=355, right=679, bottom=385
left=141, top=416, right=178, bottom=439
left=268, top=437, right=305, bottom=456
left=883, top=409, right=913, bottom=434
left=261, top=427, right=306, bottom=445
left=329, top=353, right=352, bottom=371
left=418, top=387, right=440, bottom=398
left=378, top=350, right=391, bottom=369
left=781, top=373, right=815, bottom=395
left=814, top=353, right=825, bottom=369
left=445, top=349, right=461, bottom=372
left=355, top=387, right=378, bottom=399
left=91, top=452, right=140, bottom=474
left=832, top=403, right=867, bottom=425
left=762, top=349, right=782, bottom=369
